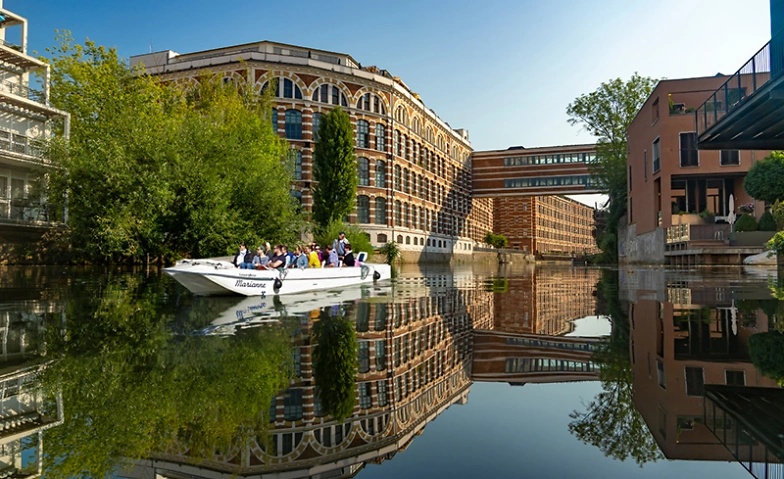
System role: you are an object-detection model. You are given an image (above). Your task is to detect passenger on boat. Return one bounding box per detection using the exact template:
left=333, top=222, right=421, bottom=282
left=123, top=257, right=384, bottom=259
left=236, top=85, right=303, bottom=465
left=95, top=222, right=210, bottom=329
left=234, top=243, right=248, bottom=268
left=252, top=246, right=270, bottom=269
left=306, top=245, right=322, bottom=268
left=295, top=246, right=309, bottom=268
left=333, top=232, right=350, bottom=262
left=268, top=245, right=287, bottom=269
left=325, top=244, right=339, bottom=268
left=342, top=243, right=355, bottom=267
left=265, top=242, right=274, bottom=261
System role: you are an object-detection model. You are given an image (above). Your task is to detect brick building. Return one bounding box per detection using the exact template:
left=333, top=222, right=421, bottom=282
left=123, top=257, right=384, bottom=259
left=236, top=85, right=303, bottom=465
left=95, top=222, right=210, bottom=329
left=493, top=195, right=598, bottom=255
left=130, top=42, right=493, bottom=260
left=472, top=144, right=600, bottom=256
left=622, top=76, right=770, bottom=264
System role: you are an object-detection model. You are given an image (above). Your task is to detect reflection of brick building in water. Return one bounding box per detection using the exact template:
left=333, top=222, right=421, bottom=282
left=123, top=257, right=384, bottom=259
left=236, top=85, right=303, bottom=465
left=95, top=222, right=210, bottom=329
left=492, top=267, right=601, bottom=336
left=131, top=274, right=494, bottom=478
left=627, top=274, right=779, bottom=464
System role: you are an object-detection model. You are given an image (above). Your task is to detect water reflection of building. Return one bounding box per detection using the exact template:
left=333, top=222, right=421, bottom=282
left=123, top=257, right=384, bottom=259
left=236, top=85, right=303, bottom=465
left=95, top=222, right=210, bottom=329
left=626, top=271, right=779, bottom=464
left=0, top=291, right=63, bottom=477
left=129, top=273, right=495, bottom=478
left=492, top=267, right=600, bottom=336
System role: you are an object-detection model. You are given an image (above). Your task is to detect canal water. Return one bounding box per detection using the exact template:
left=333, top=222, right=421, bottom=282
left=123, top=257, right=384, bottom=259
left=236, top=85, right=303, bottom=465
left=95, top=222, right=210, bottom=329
left=0, top=263, right=780, bottom=478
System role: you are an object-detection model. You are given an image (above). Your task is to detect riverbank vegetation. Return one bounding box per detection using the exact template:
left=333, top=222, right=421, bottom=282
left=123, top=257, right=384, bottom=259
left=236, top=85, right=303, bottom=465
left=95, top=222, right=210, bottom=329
left=39, top=32, right=302, bottom=263
left=567, top=74, right=657, bottom=263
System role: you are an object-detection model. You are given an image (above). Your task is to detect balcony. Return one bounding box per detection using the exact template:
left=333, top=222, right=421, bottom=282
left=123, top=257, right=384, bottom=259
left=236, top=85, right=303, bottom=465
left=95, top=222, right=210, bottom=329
left=696, top=31, right=784, bottom=149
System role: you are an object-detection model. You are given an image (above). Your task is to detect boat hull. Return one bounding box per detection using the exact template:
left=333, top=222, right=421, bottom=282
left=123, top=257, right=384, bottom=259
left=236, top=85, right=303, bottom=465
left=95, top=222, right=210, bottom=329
left=163, top=260, right=392, bottom=296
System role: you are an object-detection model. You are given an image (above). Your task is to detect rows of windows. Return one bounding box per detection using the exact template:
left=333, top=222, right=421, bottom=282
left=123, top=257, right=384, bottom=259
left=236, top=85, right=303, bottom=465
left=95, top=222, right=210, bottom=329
left=503, top=152, right=597, bottom=167
left=263, top=78, right=303, bottom=100
left=311, top=84, right=348, bottom=106
left=356, top=92, right=386, bottom=114
left=504, top=358, right=599, bottom=374
left=504, top=175, right=596, bottom=189
left=505, top=337, right=596, bottom=351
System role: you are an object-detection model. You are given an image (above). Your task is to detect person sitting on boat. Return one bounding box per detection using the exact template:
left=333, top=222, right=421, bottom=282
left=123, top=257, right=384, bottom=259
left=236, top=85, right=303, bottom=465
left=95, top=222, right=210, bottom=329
left=295, top=246, right=308, bottom=269
left=268, top=245, right=287, bottom=269
left=325, top=244, right=339, bottom=268
left=265, top=242, right=274, bottom=261
left=333, top=232, right=350, bottom=263
left=234, top=243, right=248, bottom=268
left=305, top=245, right=321, bottom=268
left=252, top=246, right=270, bottom=269
left=342, top=243, right=356, bottom=267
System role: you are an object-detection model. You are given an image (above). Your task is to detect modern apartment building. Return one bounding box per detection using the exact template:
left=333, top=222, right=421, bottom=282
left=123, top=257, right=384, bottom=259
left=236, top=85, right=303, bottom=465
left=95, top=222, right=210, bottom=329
left=0, top=1, right=69, bottom=245
left=622, top=76, right=770, bottom=264
left=130, top=42, right=492, bottom=259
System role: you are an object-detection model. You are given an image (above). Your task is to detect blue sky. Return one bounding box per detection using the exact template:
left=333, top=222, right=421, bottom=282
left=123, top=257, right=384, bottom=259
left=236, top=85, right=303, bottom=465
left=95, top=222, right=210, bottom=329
left=7, top=0, right=773, bottom=205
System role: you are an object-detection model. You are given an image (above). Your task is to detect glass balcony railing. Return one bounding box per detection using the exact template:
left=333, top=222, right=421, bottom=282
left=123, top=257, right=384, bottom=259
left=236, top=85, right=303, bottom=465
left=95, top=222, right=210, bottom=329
left=696, top=30, right=784, bottom=137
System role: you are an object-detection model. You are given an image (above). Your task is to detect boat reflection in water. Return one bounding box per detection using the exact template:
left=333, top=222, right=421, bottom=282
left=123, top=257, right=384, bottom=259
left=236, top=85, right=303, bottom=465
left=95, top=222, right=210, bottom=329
left=124, top=265, right=607, bottom=479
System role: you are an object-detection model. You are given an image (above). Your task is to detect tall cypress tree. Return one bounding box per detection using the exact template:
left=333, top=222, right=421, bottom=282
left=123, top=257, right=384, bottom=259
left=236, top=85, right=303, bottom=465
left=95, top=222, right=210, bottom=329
left=312, top=107, right=358, bottom=228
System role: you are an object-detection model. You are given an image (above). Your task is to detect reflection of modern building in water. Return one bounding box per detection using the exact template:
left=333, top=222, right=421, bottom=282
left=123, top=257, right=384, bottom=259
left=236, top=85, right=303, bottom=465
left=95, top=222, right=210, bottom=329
left=0, top=279, right=63, bottom=477
left=128, top=274, right=495, bottom=478
left=624, top=270, right=780, bottom=469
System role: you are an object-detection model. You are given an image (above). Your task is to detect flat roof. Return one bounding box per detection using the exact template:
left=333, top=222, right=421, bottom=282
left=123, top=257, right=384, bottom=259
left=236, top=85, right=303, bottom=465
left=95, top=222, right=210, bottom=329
left=472, top=143, right=597, bottom=156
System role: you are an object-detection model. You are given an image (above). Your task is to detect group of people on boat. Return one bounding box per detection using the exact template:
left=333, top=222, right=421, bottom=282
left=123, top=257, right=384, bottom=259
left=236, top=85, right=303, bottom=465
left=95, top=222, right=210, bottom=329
left=233, top=232, right=357, bottom=270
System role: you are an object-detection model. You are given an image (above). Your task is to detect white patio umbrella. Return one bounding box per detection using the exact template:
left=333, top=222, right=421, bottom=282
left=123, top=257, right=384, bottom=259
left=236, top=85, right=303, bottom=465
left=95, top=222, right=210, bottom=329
left=728, top=194, right=736, bottom=231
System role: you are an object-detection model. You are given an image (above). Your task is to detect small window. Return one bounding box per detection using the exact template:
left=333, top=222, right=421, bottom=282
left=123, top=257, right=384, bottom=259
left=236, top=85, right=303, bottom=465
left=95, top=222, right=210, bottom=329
left=358, top=157, right=369, bottom=186
left=652, top=138, right=661, bottom=173
left=357, top=195, right=370, bottom=223
left=685, top=367, right=704, bottom=396
left=312, top=112, right=324, bottom=142
left=643, top=150, right=648, bottom=180
left=725, top=370, right=745, bottom=386
left=628, top=166, right=632, bottom=192
left=288, top=149, right=302, bottom=180
left=356, top=120, right=370, bottom=148
left=679, top=132, right=698, bottom=167
left=375, top=123, right=386, bottom=151
left=377, top=233, right=387, bottom=243
left=720, top=150, right=740, bottom=166
left=652, top=97, right=660, bottom=124
left=284, top=110, right=302, bottom=140
left=375, top=160, right=386, bottom=188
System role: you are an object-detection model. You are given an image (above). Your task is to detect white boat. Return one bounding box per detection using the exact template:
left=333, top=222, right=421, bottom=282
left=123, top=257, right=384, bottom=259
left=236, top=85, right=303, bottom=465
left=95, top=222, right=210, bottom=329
left=164, top=258, right=392, bottom=296
left=197, top=285, right=392, bottom=335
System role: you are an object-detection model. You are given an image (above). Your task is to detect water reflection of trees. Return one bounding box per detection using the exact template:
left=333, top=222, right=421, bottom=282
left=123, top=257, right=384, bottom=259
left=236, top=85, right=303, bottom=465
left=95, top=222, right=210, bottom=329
left=568, top=270, right=664, bottom=466
left=312, top=307, right=358, bottom=421
left=40, top=275, right=293, bottom=478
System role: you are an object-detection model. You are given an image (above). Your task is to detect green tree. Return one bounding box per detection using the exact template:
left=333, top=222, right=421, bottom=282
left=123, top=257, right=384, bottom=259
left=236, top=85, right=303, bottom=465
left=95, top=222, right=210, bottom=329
left=567, top=74, right=658, bottom=263
left=734, top=213, right=758, bottom=232
left=314, top=219, right=374, bottom=260
left=759, top=211, right=777, bottom=232
left=744, top=151, right=784, bottom=204
left=483, top=231, right=508, bottom=248
left=312, top=107, right=358, bottom=228
left=39, top=274, right=294, bottom=478
left=749, top=331, right=784, bottom=384
left=41, top=32, right=299, bottom=262
left=312, top=309, right=357, bottom=421
left=569, top=270, right=663, bottom=466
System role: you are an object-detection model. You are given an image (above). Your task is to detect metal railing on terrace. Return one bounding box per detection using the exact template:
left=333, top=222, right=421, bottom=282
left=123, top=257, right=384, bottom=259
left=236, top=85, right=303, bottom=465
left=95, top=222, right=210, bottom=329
left=696, top=31, right=784, bottom=137
left=666, top=223, right=731, bottom=244
left=0, top=130, right=42, bottom=158
left=0, top=38, right=21, bottom=51
left=0, top=78, right=45, bottom=104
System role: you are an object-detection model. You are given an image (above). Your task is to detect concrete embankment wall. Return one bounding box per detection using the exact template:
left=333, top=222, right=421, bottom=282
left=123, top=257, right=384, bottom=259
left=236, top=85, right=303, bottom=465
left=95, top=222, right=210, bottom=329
left=618, top=222, right=666, bottom=265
